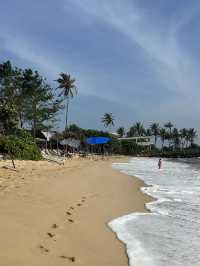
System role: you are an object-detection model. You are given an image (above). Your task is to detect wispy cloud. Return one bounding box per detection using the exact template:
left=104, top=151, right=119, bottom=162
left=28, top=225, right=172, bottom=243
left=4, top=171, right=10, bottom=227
left=0, top=32, right=62, bottom=78
left=69, top=0, right=199, bottom=93
left=67, top=0, right=200, bottom=125
left=0, top=28, right=128, bottom=109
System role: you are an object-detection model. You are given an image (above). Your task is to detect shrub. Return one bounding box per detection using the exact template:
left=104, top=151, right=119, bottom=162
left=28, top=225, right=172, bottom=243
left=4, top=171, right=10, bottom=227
left=0, top=129, right=42, bottom=160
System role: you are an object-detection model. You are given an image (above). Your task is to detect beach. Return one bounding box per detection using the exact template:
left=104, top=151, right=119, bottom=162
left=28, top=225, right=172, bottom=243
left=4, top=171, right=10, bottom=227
left=0, top=157, right=151, bottom=266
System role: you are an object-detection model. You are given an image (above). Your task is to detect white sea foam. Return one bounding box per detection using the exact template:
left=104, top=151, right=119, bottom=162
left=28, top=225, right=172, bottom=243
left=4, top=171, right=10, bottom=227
left=110, top=158, right=200, bottom=266
left=109, top=213, right=156, bottom=266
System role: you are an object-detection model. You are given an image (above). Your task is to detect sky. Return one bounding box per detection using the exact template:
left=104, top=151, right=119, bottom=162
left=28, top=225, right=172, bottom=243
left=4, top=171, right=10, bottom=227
left=1, top=0, right=200, bottom=133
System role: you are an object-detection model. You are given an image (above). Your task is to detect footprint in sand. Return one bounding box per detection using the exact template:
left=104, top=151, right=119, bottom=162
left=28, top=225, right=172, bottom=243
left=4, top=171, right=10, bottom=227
left=52, top=223, right=58, bottom=229
left=47, top=232, right=54, bottom=238
left=77, top=203, right=82, bottom=207
left=60, top=255, right=75, bottom=262
left=39, top=245, right=49, bottom=253
left=68, top=219, right=74, bottom=223
left=66, top=211, right=72, bottom=215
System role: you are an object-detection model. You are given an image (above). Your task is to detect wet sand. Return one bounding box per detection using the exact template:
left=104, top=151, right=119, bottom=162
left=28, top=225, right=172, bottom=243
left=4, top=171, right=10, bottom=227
left=0, top=157, right=152, bottom=266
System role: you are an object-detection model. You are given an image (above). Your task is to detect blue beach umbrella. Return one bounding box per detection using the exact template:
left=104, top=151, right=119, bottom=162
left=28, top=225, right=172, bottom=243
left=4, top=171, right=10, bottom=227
left=86, top=137, right=110, bottom=145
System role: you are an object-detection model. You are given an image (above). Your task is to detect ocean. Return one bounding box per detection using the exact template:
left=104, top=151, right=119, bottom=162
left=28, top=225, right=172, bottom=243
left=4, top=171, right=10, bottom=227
left=109, top=157, right=200, bottom=266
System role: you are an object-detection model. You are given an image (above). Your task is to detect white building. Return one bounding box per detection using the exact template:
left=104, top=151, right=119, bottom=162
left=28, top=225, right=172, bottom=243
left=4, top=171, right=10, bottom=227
left=118, top=136, right=153, bottom=147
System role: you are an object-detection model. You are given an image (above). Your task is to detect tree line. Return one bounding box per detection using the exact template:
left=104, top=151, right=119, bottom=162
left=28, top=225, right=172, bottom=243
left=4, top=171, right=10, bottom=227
left=0, top=60, right=198, bottom=159
left=117, top=122, right=197, bottom=149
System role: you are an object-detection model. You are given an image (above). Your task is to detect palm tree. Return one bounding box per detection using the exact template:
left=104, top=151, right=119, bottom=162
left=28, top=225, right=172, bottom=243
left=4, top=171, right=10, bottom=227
left=134, top=122, right=145, bottom=136
left=127, top=125, right=137, bottom=137
left=164, top=122, right=174, bottom=147
left=180, top=128, right=187, bottom=149
left=150, top=123, right=160, bottom=146
left=172, top=128, right=180, bottom=149
left=159, top=128, right=166, bottom=149
left=188, top=128, right=197, bottom=147
left=101, top=113, right=115, bottom=128
left=164, top=122, right=174, bottom=134
left=185, top=129, right=191, bottom=148
left=117, top=127, right=125, bottom=137
left=146, top=128, right=152, bottom=136
left=56, top=73, right=77, bottom=130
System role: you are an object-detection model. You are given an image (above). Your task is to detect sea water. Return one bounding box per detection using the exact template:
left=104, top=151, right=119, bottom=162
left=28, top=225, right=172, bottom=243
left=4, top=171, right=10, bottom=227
left=109, top=158, right=200, bottom=266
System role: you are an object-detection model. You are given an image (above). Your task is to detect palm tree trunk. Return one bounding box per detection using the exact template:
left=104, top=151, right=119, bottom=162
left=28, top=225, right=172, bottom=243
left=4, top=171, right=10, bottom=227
left=33, top=119, right=36, bottom=139
left=65, top=97, right=69, bottom=130
left=162, top=140, right=164, bottom=151
left=155, top=135, right=157, bottom=146
left=33, top=103, right=37, bottom=139
left=191, top=137, right=194, bottom=147
left=19, top=112, right=23, bottom=128
left=56, top=133, right=59, bottom=154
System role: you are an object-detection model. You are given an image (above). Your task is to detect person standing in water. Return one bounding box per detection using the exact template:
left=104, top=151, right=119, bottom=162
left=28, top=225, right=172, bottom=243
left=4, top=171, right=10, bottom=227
left=158, top=158, right=162, bottom=169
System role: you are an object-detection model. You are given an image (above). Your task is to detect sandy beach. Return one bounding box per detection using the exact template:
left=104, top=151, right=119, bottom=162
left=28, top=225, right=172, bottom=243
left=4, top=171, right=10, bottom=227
left=0, top=157, right=152, bottom=266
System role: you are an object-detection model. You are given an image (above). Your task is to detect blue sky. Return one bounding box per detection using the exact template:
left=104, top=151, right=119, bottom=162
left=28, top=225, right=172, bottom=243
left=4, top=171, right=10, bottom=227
left=1, top=0, right=200, bottom=132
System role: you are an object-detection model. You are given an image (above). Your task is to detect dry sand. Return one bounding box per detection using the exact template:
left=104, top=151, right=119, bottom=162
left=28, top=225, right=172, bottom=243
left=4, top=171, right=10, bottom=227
left=0, top=157, right=152, bottom=266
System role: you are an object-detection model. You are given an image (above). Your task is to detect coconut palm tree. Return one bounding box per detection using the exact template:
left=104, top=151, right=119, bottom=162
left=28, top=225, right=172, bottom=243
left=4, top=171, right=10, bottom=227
left=180, top=128, right=187, bottom=149
left=164, top=122, right=174, bottom=134
left=150, top=123, right=160, bottom=146
left=134, top=122, right=145, bottom=136
left=101, top=113, right=115, bottom=128
left=146, top=128, right=152, bottom=136
left=126, top=122, right=145, bottom=137
left=172, top=128, right=180, bottom=149
left=117, top=127, right=125, bottom=137
left=56, top=73, right=77, bottom=130
left=127, top=125, right=137, bottom=137
left=164, top=122, right=174, bottom=147
left=159, top=128, right=166, bottom=149
left=185, top=129, right=191, bottom=148
left=188, top=128, right=197, bottom=147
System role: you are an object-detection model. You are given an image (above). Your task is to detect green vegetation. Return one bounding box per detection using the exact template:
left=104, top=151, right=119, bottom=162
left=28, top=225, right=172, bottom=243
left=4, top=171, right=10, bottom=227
left=127, top=122, right=146, bottom=137
left=61, top=124, right=110, bottom=141
left=0, top=60, right=68, bottom=160
left=0, top=103, right=18, bottom=134
left=150, top=123, right=160, bottom=145
left=0, top=60, right=199, bottom=160
left=119, top=121, right=199, bottom=157
left=101, top=113, right=115, bottom=128
left=0, top=130, right=42, bottom=160
left=61, top=123, right=199, bottom=158
left=56, top=73, right=77, bottom=130
left=117, top=127, right=125, bottom=137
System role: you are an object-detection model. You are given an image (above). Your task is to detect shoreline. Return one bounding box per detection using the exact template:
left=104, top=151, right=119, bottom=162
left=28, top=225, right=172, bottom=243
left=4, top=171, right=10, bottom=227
left=0, top=156, right=153, bottom=266
left=109, top=158, right=155, bottom=266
